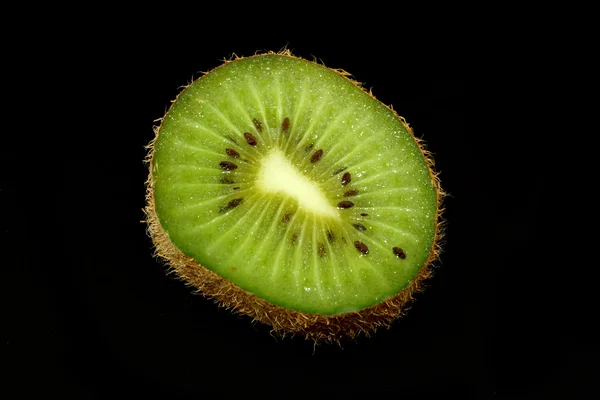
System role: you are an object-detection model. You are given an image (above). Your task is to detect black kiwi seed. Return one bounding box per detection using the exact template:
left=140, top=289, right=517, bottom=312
left=219, top=161, right=238, bottom=170
left=233, top=187, right=240, bottom=190
left=360, top=213, right=369, bottom=216
left=341, top=172, right=351, bottom=186
left=253, top=118, right=263, bottom=132
left=291, top=232, right=299, bottom=244
left=220, top=177, right=235, bottom=184
left=220, top=198, right=244, bottom=212
left=354, top=241, right=369, bottom=255
left=337, top=200, right=354, bottom=209
left=310, top=149, right=323, bottom=163
left=326, top=230, right=335, bottom=243
left=318, top=243, right=326, bottom=258
left=393, top=247, right=406, bottom=259
left=344, top=189, right=359, bottom=197
left=352, top=223, right=367, bottom=231
left=282, top=117, right=290, bottom=132
left=244, top=132, right=258, bottom=146
left=228, top=198, right=243, bottom=207
left=282, top=212, right=292, bottom=223
left=225, top=148, right=240, bottom=158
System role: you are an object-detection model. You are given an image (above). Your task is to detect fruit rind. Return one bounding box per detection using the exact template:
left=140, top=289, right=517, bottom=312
left=144, top=50, right=445, bottom=343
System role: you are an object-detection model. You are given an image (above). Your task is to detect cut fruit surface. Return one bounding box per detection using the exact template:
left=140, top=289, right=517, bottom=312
left=147, top=51, right=443, bottom=337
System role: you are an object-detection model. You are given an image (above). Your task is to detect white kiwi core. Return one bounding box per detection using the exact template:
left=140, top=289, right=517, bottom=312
left=259, top=150, right=338, bottom=218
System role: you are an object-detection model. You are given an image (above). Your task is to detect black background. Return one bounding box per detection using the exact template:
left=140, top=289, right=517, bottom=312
left=3, top=27, right=591, bottom=398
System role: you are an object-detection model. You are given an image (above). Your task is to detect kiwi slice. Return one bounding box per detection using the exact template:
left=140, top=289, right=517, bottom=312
left=145, top=50, right=444, bottom=342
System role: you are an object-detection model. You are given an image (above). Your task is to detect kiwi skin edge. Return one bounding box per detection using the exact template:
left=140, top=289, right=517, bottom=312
left=143, top=50, right=446, bottom=344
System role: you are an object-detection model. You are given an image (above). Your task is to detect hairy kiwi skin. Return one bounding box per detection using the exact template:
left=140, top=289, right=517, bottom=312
left=144, top=50, right=445, bottom=343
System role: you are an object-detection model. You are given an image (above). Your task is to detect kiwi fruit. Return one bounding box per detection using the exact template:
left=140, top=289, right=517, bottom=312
left=144, top=50, right=444, bottom=343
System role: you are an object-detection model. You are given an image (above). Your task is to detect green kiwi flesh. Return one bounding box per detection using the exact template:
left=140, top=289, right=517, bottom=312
left=145, top=51, right=443, bottom=341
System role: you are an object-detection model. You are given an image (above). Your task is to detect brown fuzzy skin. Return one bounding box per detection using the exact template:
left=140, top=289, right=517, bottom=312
left=144, top=50, right=446, bottom=344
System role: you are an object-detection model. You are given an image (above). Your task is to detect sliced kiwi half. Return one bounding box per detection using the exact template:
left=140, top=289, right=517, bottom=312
left=145, top=50, right=444, bottom=342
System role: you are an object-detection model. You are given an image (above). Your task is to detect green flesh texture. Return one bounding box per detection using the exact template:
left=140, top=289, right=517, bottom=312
left=152, top=55, right=437, bottom=315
